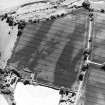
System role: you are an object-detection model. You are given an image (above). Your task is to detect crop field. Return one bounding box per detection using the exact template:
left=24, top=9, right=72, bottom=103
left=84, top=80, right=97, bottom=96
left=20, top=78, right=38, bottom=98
left=7, top=9, right=88, bottom=89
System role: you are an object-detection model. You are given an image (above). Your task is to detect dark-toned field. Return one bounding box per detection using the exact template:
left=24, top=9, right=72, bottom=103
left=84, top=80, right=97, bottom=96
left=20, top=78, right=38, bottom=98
left=7, top=9, right=88, bottom=89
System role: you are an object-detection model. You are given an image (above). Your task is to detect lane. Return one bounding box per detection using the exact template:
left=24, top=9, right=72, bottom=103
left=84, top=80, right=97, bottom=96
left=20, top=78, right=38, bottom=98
left=84, top=13, right=105, bottom=105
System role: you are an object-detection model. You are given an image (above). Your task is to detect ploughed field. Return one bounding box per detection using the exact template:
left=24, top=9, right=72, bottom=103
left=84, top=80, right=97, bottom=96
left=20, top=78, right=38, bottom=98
left=7, top=10, right=88, bottom=89
left=85, top=64, right=105, bottom=105
left=85, top=13, right=105, bottom=105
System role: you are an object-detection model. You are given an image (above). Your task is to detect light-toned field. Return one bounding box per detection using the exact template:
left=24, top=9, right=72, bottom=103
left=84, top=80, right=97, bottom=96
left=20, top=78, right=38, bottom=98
left=14, top=82, right=60, bottom=105
left=0, top=20, right=18, bottom=69
left=0, top=95, right=8, bottom=105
